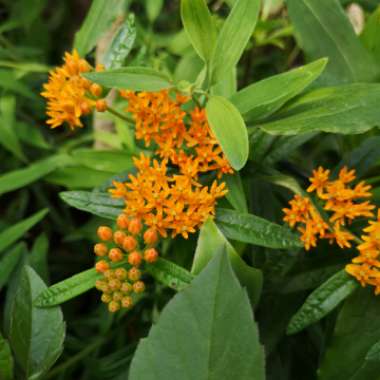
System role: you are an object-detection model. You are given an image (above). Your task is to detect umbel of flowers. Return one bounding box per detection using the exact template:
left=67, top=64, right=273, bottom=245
left=42, top=51, right=232, bottom=312
left=284, top=166, right=380, bottom=295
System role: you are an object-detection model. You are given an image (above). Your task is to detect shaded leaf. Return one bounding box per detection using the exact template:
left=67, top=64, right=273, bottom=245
left=129, top=252, right=265, bottom=380
left=0, top=243, right=25, bottom=290
left=0, top=332, right=13, bottom=380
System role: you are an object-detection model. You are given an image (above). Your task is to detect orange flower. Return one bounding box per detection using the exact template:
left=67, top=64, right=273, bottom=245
left=109, top=154, right=227, bottom=239
left=41, top=50, right=106, bottom=129
left=307, top=166, right=330, bottom=197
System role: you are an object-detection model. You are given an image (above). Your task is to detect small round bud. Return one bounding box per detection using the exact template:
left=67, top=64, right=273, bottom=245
left=80, top=101, right=91, bottom=115
left=128, top=218, right=142, bottom=235
left=143, top=228, right=158, bottom=245
left=128, top=251, right=142, bottom=267
left=128, top=267, right=141, bottom=282
left=113, top=291, right=124, bottom=301
left=114, top=268, right=128, bottom=280
left=133, top=281, right=145, bottom=294
left=79, top=59, right=90, bottom=72
left=97, top=226, right=113, bottom=241
left=109, top=248, right=124, bottom=262
left=90, top=83, right=103, bottom=97
left=121, top=296, right=133, bottom=309
left=108, top=300, right=120, bottom=313
left=144, top=248, right=158, bottom=263
left=96, top=63, right=105, bottom=72
left=104, top=269, right=114, bottom=279
left=101, top=293, right=112, bottom=303
left=113, top=230, right=127, bottom=246
left=95, top=279, right=106, bottom=291
left=94, top=243, right=108, bottom=257
left=96, top=99, right=107, bottom=112
left=95, top=260, right=109, bottom=273
left=109, top=278, right=122, bottom=291
left=121, top=281, right=133, bottom=294
left=123, top=236, right=137, bottom=252
left=117, top=213, right=130, bottom=229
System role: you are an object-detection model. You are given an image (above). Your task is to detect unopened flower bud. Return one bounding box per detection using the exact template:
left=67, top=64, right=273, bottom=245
left=96, top=99, right=107, bottom=112
left=117, top=213, right=130, bottom=229
left=95, top=63, right=105, bottom=72
left=94, top=243, right=108, bottom=257
left=95, top=260, right=109, bottom=273
left=128, top=251, right=142, bottom=267
left=101, top=293, right=112, bottom=303
left=109, top=248, right=124, bottom=262
left=143, top=228, right=158, bottom=245
left=128, top=218, right=142, bottom=235
left=108, top=300, right=120, bottom=313
left=109, top=278, right=122, bottom=291
left=80, top=101, right=91, bottom=114
left=90, top=83, right=103, bottom=97
left=123, top=236, right=137, bottom=252
left=114, top=230, right=127, bottom=245
left=104, top=269, right=114, bottom=279
left=128, top=267, right=141, bottom=282
left=113, top=291, right=124, bottom=301
left=97, top=226, right=113, bottom=241
left=133, top=280, right=145, bottom=294
left=121, top=281, right=133, bottom=294
left=144, top=248, right=158, bottom=263
left=121, top=296, right=133, bottom=309
left=114, top=268, right=128, bottom=280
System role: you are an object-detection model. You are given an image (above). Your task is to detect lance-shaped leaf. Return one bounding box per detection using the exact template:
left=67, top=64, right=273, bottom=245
left=192, top=219, right=262, bottom=305
left=260, top=84, right=380, bottom=135
left=286, top=0, right=378, bottom=84
left=83, top=67, right=172, bottom=92
left=181, top=0, right=217, bottom=62
left=215, top=208, right=302, bottom=249
left=230, top=58, right=327, bottom=120
left=319, top=288, right=380, bottom=380
left=206, top=95, right=248, bottom=170
left=0, top=333, right=13, bottom=380
left=129, top=251, right=265, bottom=380
left=74, top=0, right=126, bottom=56
left=59, top=191, right=123, bottom=220
left=287, top=270, right=359, bottom=335
left=0, top=243, right=25, bottom=290
left=9, top=266, right=65, bottom=379
left=210, top=0, right=260, bottom=83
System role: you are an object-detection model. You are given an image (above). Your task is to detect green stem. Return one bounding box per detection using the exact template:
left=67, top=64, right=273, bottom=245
left=107, top=105, right=134, bottom=124
left=45, top=337, right=105, bottom=379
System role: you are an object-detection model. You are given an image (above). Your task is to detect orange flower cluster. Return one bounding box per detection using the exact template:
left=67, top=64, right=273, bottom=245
left=283, top=166, right=374, bottom=250
left=121, top=90, right=233, bottom=178
left=110, top=154, right=227, bottom=239
left=41, top=50, right=107, bottom=129
left=94, top=215, right=159, bottom=312
left=346, top=210, right=380, bottom=295
left=111, top=90, right=232, bottom=239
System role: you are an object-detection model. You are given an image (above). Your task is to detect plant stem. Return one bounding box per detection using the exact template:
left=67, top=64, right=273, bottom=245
left=107, top=105, right=134, bottom=124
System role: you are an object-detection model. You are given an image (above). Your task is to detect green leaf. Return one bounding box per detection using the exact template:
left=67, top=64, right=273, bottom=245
left=0, top=96, right=25, bottom=161
left=210, top=0, right=260, bottom=83
left=60, top=191, right=123, bottom=220
left=129, top=252, right=265, bottom=380
left=0, top=243, right=25, bottom=290
left=0, top=69, right=36, bottom=99
left=9, top=266, right=65, bottom=379
left=287, top=270, right=359, bottom=335
left=83, top=67, right=172, bottom=91
left=318, top=288, right=380, bottom=380
left=0, top=154, right=71, bottom=197
left=192, top=219, right=262, bottom=305
left=361, top=7, right=380, bottom=62
left=286, top=0, right=378, bottom=84
left=146, top=258, right=193, bottom=292
left=29, top=234, right=49, bottom=283
left=0, top=332, right=14, bottom=380
left=206, top=95, right=248, bottom=170
left=260, top=84, right=380, bottom=135
left=224, top=173, right=248, bottom=213
left=0, top=209, right=48, bottom=254
left=74, top=0, right=127, bottom=56
left=180, top=0, right=217, bottom=62
left=146, top=0, right=164, bottom=22
left=34, top=267, right=102, bottom=307
left=230, top=58, right=327, bottom=120
left=215, top=208, right=302, bottom=249
left=103, top=14, right=136, bottom=69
